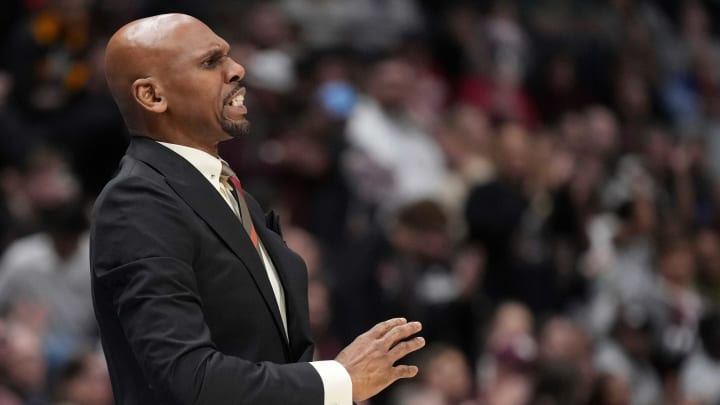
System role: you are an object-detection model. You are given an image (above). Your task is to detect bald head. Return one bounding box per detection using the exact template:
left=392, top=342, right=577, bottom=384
left=104, top=13, right=248, bottom=152
left=105, top=14, right=206, bottom=132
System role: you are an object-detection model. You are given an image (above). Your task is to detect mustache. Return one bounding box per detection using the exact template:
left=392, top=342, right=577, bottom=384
left=223, top=85, right=245, bottom=105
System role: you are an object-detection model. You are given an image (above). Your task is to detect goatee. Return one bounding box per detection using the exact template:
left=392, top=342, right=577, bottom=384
left=223, top=119, right=251, bottom=138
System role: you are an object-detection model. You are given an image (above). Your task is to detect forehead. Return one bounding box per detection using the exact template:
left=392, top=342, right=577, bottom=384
left=166, top=20, right=228, bottom=59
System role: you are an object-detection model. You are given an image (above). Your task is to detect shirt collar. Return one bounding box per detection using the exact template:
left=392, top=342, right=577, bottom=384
left=156, top=141, right=223, bottom=187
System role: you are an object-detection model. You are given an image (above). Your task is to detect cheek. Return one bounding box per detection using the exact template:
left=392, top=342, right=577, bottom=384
left=167, top=77, right=220, bottom=112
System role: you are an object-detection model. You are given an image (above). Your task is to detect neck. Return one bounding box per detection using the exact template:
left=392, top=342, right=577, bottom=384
left=163, top=138, right=219, bottom=157
left=143, top=124, right=221, bottom=157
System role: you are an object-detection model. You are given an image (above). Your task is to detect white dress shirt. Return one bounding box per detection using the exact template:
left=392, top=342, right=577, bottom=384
left=157, top=141, right=352, bottom=405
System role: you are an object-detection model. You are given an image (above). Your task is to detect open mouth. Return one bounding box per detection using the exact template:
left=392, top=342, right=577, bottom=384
left=225, top=86, right=246, bottom=107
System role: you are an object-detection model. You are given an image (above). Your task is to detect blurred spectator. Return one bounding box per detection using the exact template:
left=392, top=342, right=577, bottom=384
left=52, top=352, right=112, bottom=405
left=283, top=226, right=343, bottom=361
left=0, top=0, right=127, bottom=192
left=334, top=200, right=478, bottom=352
left=587, top=373, right=632, bottom=405
left=646, top=237, right=704, bottom=370
left=414, top=344, right=474, bottom=405
left=437, top=104, right=494, bottom=241
left=344, top=0, right=422, bottom=54
left=528, top=52, right=592, bottom=125
left=594, top=304, right=662, bottom=405
left=476, top=302, right=536, bottom=405
left=585, top=158, right=657, bottom=337
left=454, top=2, right=536, bottom=128
left=281, top=0, right=357, bottom=51
left=679, top=308, right=720, bottom=405
left=391, top=384, right=448, bottom=405
left=694, top=228, right=720, bottom=302
left=0, top=198, right=95, bottom=371
left=531, top=360, right=581, bottom=405
left=0, top=323, right=50, bottom=405
left=659, top=2, right=720, bottom=130
left=344, top=56, right=447, bottom=216
left=0, top=146, right=80, bottom=243
left=465, top=123, right=530, bottom=304
left=3, top=0, right=93, bottom=115
left=537, top=317, right=595, bottom=404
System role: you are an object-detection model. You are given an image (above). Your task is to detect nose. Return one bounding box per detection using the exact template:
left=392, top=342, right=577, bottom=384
left=226, top=58, right=245, bottom=83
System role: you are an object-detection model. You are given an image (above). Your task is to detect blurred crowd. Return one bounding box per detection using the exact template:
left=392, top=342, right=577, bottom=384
left=2, top=0, right=720, bottom=404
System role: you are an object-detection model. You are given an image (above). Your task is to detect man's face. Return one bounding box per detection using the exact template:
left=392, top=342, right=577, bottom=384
left=157, top=19, right=250, bottom=141
left=370, top=59, right=414, bottom=112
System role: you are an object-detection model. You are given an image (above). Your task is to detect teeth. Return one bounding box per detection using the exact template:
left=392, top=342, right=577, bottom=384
left=230, top=94, right=244, bottom=107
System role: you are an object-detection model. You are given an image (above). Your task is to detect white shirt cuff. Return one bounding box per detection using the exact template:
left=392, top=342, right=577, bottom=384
left=309, top=360, right=353, bottom=405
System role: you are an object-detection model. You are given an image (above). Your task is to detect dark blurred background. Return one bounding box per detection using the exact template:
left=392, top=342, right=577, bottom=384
left=2, top=0, right=720, bottom=404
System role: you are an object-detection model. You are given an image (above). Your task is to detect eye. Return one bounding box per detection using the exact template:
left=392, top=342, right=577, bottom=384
left=202, top=58, right=220, bottom=68
left=202, top=54, right=226, bottom=68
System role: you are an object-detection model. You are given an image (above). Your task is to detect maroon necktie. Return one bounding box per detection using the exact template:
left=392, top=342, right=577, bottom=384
left=221, top=164, right=259, bottom=249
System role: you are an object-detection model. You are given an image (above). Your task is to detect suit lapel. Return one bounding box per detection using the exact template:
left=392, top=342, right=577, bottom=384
left=127, top=137, right=290, bottom=353
left=247, top=202, right=311, bottom=361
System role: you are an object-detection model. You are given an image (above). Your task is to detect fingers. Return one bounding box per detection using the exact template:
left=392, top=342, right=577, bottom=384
left=389, top=336, right=425, bottom=361
left=392, top=365, right=419, bottom=380
left=342, top=319, right=425, bottom=402
left=366, top=317, right=407, bottom=339
left=382, top=321, right=422, bottom=347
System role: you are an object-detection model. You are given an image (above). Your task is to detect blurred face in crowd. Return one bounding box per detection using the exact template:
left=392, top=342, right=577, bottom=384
left=529, top=134, right=575, bottom=190
left=422, top=347, right=472, bottom=404
left=643, top=129, right=673, bottom=172
left=615, top=311, right=652, bottom=360
left=5, top=326, right=46, bottom=394
left=539, top=318, right=594, bottom=402
left=440, top=104, right=491, bottom=170
left=3, top=147, right=80, bottom=213
left=682, top=1, right=710, bottom=38
left=494, top=123, right=529, bottom=182
left=307, top=280, right=331, bottom=336
left=547, top=54, right=577, bottom=93
left=659, top=242, right=696, bottom=287
left=487, top=303, right=536, bottom=370
left=390, top=201, right=451, bottom=262
left=593, top=374, right=631, bottom=405
left=489, top=302, right=533, bottom=350
left=105, top=14, right=249, bottom=152
left=615, top=69, right=651, bottom=121
left=284, top=227, right=323, bottom=279
left=448, top=104, right=490, bottom=153
left=695, top=229, right=720, bottom=285
left=539, top=317, right=590, bottom=363
left=395, top=386, right=447, bottom=405
left=369, top=58, right=415, bottom=112
left=586, top=106, right=619, bottom=156
left=64, top=354, right=113, bottom=405
left=245, top=3, right=292, bottom=48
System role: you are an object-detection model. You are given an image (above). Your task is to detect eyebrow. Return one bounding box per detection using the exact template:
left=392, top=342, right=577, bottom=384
left=199, top=44, right=230, bottom=61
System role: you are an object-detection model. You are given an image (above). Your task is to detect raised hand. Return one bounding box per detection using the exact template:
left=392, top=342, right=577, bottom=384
left=335, top=318, right=425, bottom=402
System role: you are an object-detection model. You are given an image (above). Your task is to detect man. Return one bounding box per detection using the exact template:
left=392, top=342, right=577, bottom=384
left=344, top=56, right=447, bottom=215
left=91, top=13, right=425, bottom=405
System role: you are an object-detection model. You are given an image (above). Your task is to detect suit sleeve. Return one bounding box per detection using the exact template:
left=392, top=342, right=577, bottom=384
left=92, top=174, right=324, bottom=405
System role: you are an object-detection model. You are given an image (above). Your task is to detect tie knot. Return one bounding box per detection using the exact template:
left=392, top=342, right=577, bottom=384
left=220, top=160, right=236, bottom=181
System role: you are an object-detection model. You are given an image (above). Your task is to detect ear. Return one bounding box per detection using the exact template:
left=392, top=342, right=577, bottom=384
left=132, top=77, right=167, bottom=113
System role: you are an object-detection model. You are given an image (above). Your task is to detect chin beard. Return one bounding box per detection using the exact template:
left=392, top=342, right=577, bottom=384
left=222, top=119, right=251, bottom=138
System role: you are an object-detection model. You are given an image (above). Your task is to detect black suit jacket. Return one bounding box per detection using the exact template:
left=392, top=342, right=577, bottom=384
left=90, top=136, right=323, bottom=405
